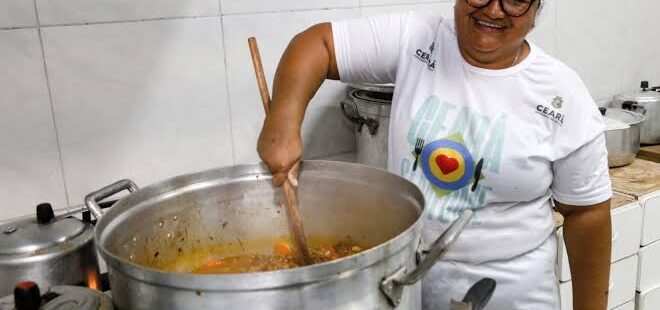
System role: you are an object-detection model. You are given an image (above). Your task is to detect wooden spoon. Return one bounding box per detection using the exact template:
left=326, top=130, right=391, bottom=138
left=248, top=37, right=312, bottom=265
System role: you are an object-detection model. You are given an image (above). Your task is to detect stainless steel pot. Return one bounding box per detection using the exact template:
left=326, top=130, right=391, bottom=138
left=341, top=84, right=394, bottom=168
left=611, top=81, right=660, bottom=144
left=601, top=108, right=646, bottom=167
left=85, top=161, right=471, bottom=310
left=0, top=204, right=100, bottom=296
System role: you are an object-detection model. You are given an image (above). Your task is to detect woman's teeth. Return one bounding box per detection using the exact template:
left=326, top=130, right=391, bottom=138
left=476, top=20, right=505, bottom=29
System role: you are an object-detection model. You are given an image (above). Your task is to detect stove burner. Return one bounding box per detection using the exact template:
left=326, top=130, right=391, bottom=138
left=0, top=280, right=113, bottom=310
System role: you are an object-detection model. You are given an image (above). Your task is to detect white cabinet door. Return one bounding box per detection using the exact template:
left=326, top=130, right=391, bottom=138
left=557, top=203, right=642, bottom=282
left=636, top=286, right=660, bottom=310
left=559, top=255, right=638, bottom=310
left=641, top=192, right=660, bottom=246
left=637, top=240, right=660, bottom=292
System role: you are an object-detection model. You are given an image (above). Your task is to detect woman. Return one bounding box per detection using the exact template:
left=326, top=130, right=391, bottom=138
left=258, top=0, right=612, bottom=309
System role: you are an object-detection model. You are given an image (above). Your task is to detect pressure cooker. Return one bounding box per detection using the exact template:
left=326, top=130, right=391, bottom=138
left=0, top=204, right=100, bottom=296
left=611, top=81, right=660, bottom=144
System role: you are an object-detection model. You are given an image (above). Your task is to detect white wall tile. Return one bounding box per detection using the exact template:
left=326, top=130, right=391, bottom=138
left=557, top=0, right=627, bottom=102
left=221, top=0, right=358, bottom=15
left=42, top=17, right=233, bottom=204
left=0, top=0, right=37, bottom=28
left=621, top=0, right=660, bottom=92
left=36, top=0, right=219, bottom=26
left=527, top=0, right=557, bottom=57
left=361, top=0, right=448, bottom=7
left=361, top=2, right=454, bottom=17
left=222, top=9, right=359, bottom=164
left=0, top=29, right=66, bottom=219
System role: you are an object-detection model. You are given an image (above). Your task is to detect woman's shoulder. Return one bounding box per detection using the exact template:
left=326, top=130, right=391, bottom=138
left=529, top=45, right=584, bottom=85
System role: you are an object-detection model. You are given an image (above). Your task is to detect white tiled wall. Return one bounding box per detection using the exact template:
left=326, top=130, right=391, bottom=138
left=0, top=0, right=37, bottom=28
left=1, top=0, right=658, bottom=219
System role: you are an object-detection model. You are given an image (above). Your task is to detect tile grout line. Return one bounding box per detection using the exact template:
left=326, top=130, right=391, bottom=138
left=29, top=14, right=220, bottom=29
left=216, top=1, right=238, bottom=165
left=32, top=0, right=71, bottom=207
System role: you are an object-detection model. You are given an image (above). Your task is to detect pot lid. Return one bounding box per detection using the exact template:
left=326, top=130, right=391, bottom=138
left=350, top=89, right=392, bottom=104
left=615, top=81, right=660, bottom=103
left=601, top=108, right=645, bottom=130
left=349, top=83, right=394, bottom=94
left=0, top=204, right=86, bottom=255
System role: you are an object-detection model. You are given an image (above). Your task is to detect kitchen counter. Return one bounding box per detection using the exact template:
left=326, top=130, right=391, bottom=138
left=609, top=159, right=660, bottom=198
left=638, top=145, right=660, bottom=164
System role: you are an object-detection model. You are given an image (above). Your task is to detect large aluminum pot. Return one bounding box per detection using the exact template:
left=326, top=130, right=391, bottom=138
left=85, top=161, right=471, bottom=310
left=0, top=204, right=100, bottom=296
left=341, top=84, right=394, bottom=168
left=601, top=108, right=646, bottom=167
left=611, top=81, right=660, bottom=144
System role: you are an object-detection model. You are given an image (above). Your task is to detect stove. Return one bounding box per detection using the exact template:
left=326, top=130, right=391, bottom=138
left=0, top=277, right=112, bottom=310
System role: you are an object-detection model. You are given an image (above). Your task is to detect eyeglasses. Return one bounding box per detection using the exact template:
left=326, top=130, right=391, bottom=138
left=465, top=0, right=536, bottom=17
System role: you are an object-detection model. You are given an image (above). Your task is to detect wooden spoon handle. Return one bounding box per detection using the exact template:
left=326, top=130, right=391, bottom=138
left=248, top=37, right=271, bottom=115
left=283, top=180, right=312, bottom=264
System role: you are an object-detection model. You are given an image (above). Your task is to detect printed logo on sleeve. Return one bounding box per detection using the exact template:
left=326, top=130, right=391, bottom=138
left=536, top=96, right=566, bottom=126
left=414, top=42, right=436, bottom=71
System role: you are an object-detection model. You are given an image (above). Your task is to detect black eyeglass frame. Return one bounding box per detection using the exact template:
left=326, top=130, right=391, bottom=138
left=464, top=0, right=538, bottom=17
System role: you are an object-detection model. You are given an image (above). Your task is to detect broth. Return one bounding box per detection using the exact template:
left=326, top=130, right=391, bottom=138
left=190, top=237, right=369, bottom=274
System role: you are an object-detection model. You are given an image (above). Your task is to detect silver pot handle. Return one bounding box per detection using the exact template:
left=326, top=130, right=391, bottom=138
left=340, top=99, right=380, bottom=136
left=380, top=209, right=473, bottom=307
left=84, top=179, right=139, bottom=220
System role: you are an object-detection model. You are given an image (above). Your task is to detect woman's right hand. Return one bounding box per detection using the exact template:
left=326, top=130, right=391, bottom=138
left=257, top=113, right=302, bottom=187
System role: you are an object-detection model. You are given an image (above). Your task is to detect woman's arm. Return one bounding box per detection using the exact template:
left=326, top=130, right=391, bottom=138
left=556, top=199, right=612, bottom=310
left=257, top=23, right=338, bottom=186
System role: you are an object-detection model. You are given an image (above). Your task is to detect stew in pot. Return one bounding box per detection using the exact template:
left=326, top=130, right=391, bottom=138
left=191, top=237, right=368, bottom=274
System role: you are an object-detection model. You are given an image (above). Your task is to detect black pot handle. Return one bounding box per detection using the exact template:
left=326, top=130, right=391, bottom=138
left=622, top=101, right=648, bottom=115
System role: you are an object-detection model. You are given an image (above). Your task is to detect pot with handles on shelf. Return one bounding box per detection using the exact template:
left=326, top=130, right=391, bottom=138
left=610, top=80, right=660, bottom=145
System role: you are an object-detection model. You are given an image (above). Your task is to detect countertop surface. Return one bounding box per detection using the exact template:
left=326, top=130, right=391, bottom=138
left=609, top=158, right=660, bottom=198
left=638, top=145, right=660, bottom=163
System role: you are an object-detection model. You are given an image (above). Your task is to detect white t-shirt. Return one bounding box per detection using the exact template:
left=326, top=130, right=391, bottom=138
left=333, top=12, right=611, bottom=308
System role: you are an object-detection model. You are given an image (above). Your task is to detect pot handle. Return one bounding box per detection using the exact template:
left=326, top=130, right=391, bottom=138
left=85, top=179, right=139, bottom=220
left=380, top=209, right=473, bottom=307
left=340, top=99, right=380, bottom=136
left=622, top=101, right=648, bottom=115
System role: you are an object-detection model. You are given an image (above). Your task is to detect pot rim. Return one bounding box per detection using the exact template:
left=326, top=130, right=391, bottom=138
left=94, top=160, right=426, bottom=291
left=604, top=108, right=647, bottom=129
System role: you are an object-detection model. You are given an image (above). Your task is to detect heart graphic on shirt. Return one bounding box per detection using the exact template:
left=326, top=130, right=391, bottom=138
left=435, top=155, right=459, bottom=175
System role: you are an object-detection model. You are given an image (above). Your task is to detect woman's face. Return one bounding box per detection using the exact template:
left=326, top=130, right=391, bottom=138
left=454, top=0, right=540, bottom=67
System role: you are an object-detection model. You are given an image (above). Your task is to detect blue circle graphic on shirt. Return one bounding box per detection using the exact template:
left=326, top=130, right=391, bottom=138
left=421, top=139, right=475, bottom=191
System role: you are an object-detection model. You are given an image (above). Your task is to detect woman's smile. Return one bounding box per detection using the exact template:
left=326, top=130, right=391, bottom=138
left=472, top=16, right=507, bottom=32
